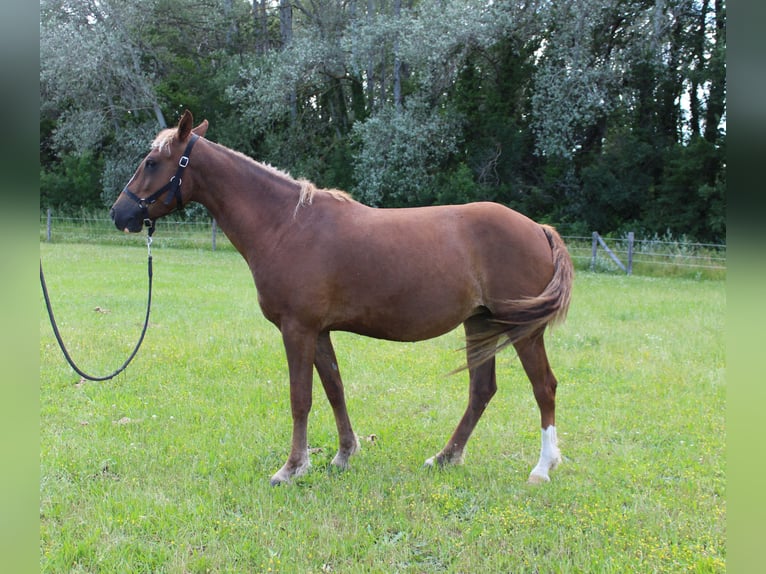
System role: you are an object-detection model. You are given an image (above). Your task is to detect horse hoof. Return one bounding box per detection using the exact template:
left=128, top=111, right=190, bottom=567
left=270, top=460, right=310, bottom=486
left=331, top=455, right=352, bottom=470
left=269, top=470, right=292, bottom=486
left=527, top=472, right=550, bottom=485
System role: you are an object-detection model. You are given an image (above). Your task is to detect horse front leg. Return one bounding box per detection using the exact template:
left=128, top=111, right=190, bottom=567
left=315, top=331, right=360, bottom=470
left=270, top=323, right=316, bottom=486
left=515, top=334, right=562, bottom=484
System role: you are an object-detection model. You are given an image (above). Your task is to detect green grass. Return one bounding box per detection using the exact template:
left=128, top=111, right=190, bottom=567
left=40, top=242, right=725, bottom=573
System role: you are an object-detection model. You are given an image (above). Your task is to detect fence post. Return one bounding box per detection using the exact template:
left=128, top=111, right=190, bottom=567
left=591, top=232, right=598, bottom=270
left=593, top=231, right=627, bottom=273
left=627, top=232, right=634, bottom=275
left=47, top=208, right=52, bottom=242
left=211, top=219, right=217, bottom=251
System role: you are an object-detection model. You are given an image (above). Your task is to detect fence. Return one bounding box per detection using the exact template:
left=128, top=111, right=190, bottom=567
left=41, top=211, right=726, bottom=279
left=592, top=231, right=634, bottom=274
left=41, top=209, right=234, bottom=252
left=561, top=232, right=726, bottom=279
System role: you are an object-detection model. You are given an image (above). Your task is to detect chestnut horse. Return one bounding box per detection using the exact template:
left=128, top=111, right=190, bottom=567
left=110, top=110, right=574, bottom=485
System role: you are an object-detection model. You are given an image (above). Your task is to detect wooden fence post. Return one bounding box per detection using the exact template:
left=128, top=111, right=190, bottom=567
left=591, top=232, right=598, bottom=271
left=211, top=219, right=217, bottom=251
left=592, top=231, right=629, bottom=274
left=47, top=208, right=52, bottom=242
left=627, top=232, right=634, bottom=275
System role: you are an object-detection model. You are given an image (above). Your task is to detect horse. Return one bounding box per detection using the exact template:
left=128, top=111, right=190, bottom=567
left=110, top=110, right=574, bottom=486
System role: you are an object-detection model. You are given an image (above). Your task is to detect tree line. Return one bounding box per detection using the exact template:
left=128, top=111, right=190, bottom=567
left=40, top=0, right=726, bottom=242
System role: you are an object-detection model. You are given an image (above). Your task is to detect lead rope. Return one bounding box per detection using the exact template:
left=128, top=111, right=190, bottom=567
left=40, top=224, right=155, bottom=381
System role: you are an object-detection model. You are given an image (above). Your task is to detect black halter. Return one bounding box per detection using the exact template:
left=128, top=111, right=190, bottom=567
left=122, top=133, right=199, bottom=225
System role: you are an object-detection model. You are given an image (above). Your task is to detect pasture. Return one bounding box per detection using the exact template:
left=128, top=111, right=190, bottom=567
left=40, top=241, right=725, bottom=572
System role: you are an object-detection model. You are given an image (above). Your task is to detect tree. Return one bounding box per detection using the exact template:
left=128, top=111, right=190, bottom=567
left=449, top=1, right=546, bottom=206
left=348, top=0, right=505, bottom=203
left=525, top=0, right=725, bottom=240
left=40, top=0, right=725, bottom=241
left=40, top=0, right=254, bottom=208
left=40, top=0, right=168, bottom=141
left=40, top=0, right=166, bottom=210
left=352, top=99, right=462, bottom=206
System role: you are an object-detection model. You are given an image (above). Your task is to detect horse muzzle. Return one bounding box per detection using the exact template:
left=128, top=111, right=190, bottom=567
left=110, top=199, right=149, bottom=233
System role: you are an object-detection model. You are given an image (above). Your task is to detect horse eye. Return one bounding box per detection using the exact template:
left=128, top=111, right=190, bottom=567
left=145, top=158, right=157, bottom=169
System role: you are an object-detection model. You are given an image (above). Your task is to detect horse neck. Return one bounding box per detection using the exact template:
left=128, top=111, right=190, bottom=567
left=190, top=140, right=298, bottom=258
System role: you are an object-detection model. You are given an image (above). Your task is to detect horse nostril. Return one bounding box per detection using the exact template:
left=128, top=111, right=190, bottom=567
left=109, top=207, right=116, bottom=221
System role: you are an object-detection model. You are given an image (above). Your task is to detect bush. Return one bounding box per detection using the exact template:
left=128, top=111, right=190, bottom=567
left=40, top=152, right=104, bottom=214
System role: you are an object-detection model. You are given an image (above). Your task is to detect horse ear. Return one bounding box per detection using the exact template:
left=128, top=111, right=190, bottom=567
left=193, top=119, right=209, bottom=138
left=177, top=109, right=194, bottom=141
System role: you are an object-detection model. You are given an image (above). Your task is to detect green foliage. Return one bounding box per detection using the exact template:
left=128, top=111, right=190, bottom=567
left=648, top=137, right=727, bottom=243
left=40, top=152, right=105, bottom=214
left=351, top=101, right=462, bottom=206
left=99, top=120, right=161, bottom=208
left=577, top=129, right=655, bottom=233
left=40, top=0, right=726, bottom=243
left=433, top=162, right=483, bottom=205
left=449, top=36, right=542, bottom=207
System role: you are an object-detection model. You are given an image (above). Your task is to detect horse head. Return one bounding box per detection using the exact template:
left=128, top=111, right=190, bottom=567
left=110, top=110, right=208, bottom=232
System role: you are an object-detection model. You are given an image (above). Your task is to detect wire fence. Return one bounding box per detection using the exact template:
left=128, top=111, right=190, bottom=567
left=40, top=211, right=726, bottom=279
left=562, top=233, right=725, bottom=279
left=40, top=211, right=236, bottom=251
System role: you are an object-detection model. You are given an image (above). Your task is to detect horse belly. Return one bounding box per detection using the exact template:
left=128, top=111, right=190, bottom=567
left=331, top=269, right=481, bottom=342
left=338, top=306, right=474, bottom=342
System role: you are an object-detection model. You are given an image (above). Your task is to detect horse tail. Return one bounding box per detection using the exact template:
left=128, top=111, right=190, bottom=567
left=502, top=224, right=573, bottom=336
left=462, top=224, right=574, bottom=370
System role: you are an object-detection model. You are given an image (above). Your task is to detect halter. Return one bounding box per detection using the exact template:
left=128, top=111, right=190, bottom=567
left=122, top=133, right=200, bottom=226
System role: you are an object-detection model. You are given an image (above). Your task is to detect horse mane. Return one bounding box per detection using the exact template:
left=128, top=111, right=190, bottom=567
left=253, top=159, right=353, bottom=214
left=297, top=179, right=352, bottom=206
left=151, top=126, right=353, bottom=211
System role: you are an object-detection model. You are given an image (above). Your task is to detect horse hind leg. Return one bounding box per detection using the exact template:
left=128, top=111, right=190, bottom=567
left=314, top=331, right=360, bottom=470
left=515, top=333, right=562, bottom=483
left=425, top=315, right=498, bottom=468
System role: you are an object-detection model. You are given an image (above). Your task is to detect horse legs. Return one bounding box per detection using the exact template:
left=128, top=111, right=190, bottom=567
left=314, top=331, right=360, bottom=470
left=425, top=315, right=498, bottom=467
left=515, top=333, right=562, bottom=483
left=270, top=322, right=316, bottom=486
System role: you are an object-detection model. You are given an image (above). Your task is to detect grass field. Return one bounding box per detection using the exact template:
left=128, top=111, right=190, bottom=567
left=40, top=241, right=725, bottom=573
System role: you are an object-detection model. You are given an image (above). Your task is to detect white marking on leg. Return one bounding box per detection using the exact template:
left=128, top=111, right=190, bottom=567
left=528, top=425, right=561, bottom=484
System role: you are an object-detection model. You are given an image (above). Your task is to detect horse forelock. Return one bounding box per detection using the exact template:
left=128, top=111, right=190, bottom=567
left=151, top=128, right=178, bottom=154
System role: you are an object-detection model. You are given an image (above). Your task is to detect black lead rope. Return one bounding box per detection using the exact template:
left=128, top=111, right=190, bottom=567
left=40, top=225, right=155, bottom=381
